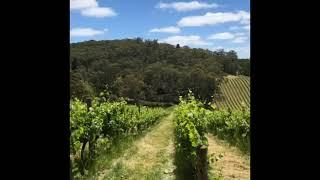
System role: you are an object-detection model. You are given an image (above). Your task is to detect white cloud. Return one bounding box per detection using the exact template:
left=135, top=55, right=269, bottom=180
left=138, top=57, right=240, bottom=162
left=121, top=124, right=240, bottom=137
left=243, top=25, right=250, bottom=31
left=157, top=1, right=218, bottom=12
left=240, top=19, right=250, bottom=25
left=70, top=0, right=97, bottom=10
left=210, top=46, right=224, bottom=50
left=210, top=46, right=250, bottom=58
left=70, top=27, right=104, bottom=37
left=207, top=31, right=248, bottom=44
left=81, top=7, right=117, bottom=17
left=178, top=11, right=250, bottom=27
left=70, top=0, right=117, bottom=18
left=208, top=32, right=235, bottom=40
left=159, top=35, right=212, bottom=46
left=149, top=26, right=181, bottom=33
left=232, top=46, right=250, bottom=58
left=234, top=32, right=245, bottom=36
left=232, top=36, right=248, bottom=43
left=229, top=26, right=241, bottom=31
left=238, top=11, right=250, bottom=24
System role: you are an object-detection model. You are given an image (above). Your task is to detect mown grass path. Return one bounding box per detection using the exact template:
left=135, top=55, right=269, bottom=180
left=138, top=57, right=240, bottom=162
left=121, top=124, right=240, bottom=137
left=95, top=112, right=176, bottom=180
left=207, top=133, right=250, bottom=180
left=86, top=110, right=250, bottom=180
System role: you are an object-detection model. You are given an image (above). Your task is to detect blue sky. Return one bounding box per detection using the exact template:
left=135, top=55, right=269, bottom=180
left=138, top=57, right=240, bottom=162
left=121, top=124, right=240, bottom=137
left=70, top=0, right=250, bottom=58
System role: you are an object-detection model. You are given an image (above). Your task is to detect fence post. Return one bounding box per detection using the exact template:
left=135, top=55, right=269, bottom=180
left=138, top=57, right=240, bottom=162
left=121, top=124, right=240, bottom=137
left=196, top=145, right=208, bottom=180
left=86, top=98, right=92, bottom=111
left=85, top=98, right=93, bottom=165
left=70, top=158, right=73, bottom=180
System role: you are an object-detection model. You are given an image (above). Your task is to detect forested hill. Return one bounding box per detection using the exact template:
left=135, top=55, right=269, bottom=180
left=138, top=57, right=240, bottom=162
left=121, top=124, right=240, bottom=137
left=70, top=38, right=250, bottom=103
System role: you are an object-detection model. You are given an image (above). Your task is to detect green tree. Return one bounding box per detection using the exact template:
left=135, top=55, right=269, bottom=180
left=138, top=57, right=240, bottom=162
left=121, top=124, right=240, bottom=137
left=113, top=74, right=145, bottom=100
left=70, top=72, right=95, bottom=101
left=70, top=39, right=250, bottom=103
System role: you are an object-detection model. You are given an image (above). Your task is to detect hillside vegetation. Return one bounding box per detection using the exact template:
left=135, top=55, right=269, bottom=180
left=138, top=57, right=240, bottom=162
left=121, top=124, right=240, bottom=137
left=71, top=93, right=250, bottom=179
left=70, top=39, right=250, bottom=104
left=215, top=75, right=250, bottom=110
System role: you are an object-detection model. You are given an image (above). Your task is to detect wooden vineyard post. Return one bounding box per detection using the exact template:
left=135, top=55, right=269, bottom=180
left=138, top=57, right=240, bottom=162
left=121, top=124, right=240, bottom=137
left=86, top=98, right=92, bottom=111
left=138, top=100, right=141, bottom=113
left=196, top=145, right=208, bottom=180
left=70, top=158, right=73, bottom=180
left=76, top=98, right=93, bottom=175
left=85, top=98, right=96, bottom=161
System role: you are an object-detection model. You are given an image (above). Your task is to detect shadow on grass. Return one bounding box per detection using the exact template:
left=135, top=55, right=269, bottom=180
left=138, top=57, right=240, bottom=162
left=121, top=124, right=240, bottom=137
left=208, top=130, right=250, bottom=155
left=174, top=147, right=195, bottom=180
left=82, top=125, right=159, bottom=178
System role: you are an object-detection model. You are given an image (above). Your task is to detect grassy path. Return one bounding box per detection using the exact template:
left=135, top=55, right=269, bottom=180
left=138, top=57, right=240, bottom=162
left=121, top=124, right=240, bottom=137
left=207, top=133, right=250, bottom=180
left=86, top=110, right=250, bottom=180
left=96, top=112, right=176, bottom=180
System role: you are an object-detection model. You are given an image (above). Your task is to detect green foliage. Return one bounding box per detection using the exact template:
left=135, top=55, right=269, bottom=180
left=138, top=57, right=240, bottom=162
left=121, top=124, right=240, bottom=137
left=174, top=91, right=209, bottom=176
left=238, top=59, right=250, bottom=76
left=214, top=75, right=250, bottom=110
left=70, top=97, right=166, bottom=178
left=70, top=39, right=250, bottom=103
left=70, top=72, right=95, bottom=101
left=174, top=92, right=250, bottom=178
left=113, top=74, right=145, bottom=100
left=207, top=106, right=250, bottom=153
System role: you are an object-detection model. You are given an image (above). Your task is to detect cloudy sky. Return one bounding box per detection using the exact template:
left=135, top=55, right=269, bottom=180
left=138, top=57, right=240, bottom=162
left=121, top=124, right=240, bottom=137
left=70, top=0, right=250, bottom=58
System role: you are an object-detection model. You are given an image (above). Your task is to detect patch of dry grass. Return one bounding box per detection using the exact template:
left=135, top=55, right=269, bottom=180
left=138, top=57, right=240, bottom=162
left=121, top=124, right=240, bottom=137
left=98, top=113, right=176, bottom=180
left=207, top=133, right=250, bottom=180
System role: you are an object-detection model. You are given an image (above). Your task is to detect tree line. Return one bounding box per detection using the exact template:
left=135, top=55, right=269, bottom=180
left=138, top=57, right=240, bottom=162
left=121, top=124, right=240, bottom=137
left=70, top=38, right=250, bottom=104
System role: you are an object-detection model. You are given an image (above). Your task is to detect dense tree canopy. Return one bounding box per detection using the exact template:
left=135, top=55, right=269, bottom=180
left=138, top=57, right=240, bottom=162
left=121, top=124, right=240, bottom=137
left=70, top=38, right=250, bottom=103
